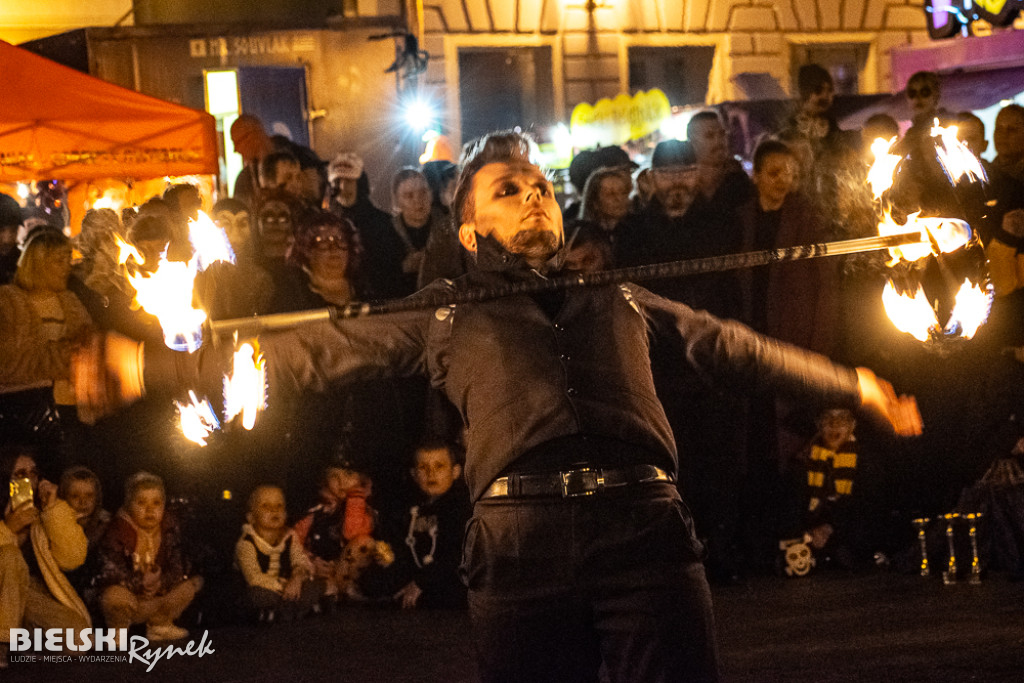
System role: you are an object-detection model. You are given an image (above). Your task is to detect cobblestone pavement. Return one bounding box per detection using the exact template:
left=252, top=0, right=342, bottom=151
left=6, top=572, right=1024, bottom=682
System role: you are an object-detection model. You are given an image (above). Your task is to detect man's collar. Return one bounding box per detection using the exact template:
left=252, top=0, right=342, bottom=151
left=469, top=232, right=566, bottom=276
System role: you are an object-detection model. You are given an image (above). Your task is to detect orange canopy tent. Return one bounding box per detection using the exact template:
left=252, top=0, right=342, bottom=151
left=0, top=39, right=218, bottom=183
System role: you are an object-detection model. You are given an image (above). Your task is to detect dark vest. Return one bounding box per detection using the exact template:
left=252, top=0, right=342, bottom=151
left=243, top=533, right=295, bottom=579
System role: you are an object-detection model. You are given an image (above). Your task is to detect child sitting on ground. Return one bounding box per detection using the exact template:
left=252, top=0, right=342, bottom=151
left=390, top=440, right=471, bottom=609
left=294, top=452, right=392, bottom=602
left=236, top=485, right=321, bottom=622
left=96, top=472, right=203, bottom=642
left=59, top=466, right=111, bottom=548
left=792, top=408, right=860, bottom=570
left=58, top=465, right=111, bottom=603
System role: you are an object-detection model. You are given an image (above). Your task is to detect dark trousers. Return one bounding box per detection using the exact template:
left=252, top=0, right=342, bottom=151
left=463, top=482, right=720, bottom=683
left=244, top=580, right=323, bottom=621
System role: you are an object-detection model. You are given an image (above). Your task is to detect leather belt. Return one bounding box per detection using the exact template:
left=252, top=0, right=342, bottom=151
left=481, top=464, right=673, bottom=499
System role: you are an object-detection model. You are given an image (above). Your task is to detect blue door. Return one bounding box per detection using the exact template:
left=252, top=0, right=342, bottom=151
left=238, top=66, right=310, bottom=147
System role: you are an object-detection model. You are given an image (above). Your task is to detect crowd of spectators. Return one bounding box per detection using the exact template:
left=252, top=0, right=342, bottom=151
left=1, top=65, right=1023, bottom=660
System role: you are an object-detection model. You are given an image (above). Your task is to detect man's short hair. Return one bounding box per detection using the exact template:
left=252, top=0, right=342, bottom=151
left=391, top=167, right=427, bottom=201
left=685, top=110, right=724, bottom=140
left=998, top=102, right=1024, bottom=122
left=956, top=111, right=985, bottom=134
left=127, top=214, right=173, bottom=246
left=863, top=113, right=901, bottom=143
left=907, top=71, right=941, bottom=97
left=797, top=63, right=833, bottom=100
left=453, top=130, right=541, bottom=226
left=259, top=151, right=300, bottom=188
left=752, top=139, right=795, bottom=173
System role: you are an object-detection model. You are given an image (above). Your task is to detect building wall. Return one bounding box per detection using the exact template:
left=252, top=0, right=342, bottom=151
left=0, top=0, right=132, bottom=43
left=86, top=27, right=404, bottom=206
left=416, top=0, right=930, bottom=146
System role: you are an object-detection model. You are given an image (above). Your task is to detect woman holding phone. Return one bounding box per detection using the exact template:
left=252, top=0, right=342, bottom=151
left=0, top=444, right=90, bottom=667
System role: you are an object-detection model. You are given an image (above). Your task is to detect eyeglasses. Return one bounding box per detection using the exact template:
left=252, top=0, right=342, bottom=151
left=313, top=234, right=348, bottom=251
left=907, top=87, right=933, bottom=99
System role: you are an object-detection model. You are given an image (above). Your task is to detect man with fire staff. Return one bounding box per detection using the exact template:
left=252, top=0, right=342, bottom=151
left=74, top=130, right=922, bottom=683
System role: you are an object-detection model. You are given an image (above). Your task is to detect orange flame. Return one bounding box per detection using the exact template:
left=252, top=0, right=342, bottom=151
left=931, top=123, right=987, bottom=187
left=174, top=391, right=219, bottom=447
left=223, top=339, right=266, bottom=431
left=948, top=278, right=991, bottom=340
left=116, top=211, right=268, bottom=444
left=868, top=129, right=993, bottom=343
left=115, top=211, right=233, bottom=352
left=881, top=283, right=936, bottom=343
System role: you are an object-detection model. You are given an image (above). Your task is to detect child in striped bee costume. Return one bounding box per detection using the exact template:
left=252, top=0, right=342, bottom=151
left=801, top=408, right=858, bottom=566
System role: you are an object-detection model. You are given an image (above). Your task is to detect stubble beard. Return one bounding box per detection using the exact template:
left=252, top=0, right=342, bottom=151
left=504, top=229, right=562, bottom=263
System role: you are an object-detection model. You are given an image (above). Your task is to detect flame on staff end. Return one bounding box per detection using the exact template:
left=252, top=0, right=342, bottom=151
left=115, top=211, right=234, bottom=352
left=175, top=391, right=220, bottom=446
left=868, top=137, right=901, bottom=200
left=931, top=123, right=987, bottom=187
left=881, top=284, right=936, bottom=342
left=947, top=278, right=992, bottom=340
left=115, top=211, right=268, bottom=444
left=868, top=131, right=993, bottom=343
left=224, top=338, right=267, bottom=431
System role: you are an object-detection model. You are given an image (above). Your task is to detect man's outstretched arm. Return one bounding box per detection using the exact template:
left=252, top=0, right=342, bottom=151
left=635, top=285, right=922, bottom=437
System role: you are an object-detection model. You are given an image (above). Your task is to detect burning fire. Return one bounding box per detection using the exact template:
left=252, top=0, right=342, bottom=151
left=116, top=210, right=267, bottom=444
left=174, top=391, right=220, bottom=447
left=868, top=127, right=993, bottom=343
left=224, top=339, right=267, bottom=431
left=115, top=211, right=232, bottom=352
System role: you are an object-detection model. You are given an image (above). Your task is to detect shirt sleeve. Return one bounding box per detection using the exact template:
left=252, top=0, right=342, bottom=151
left=40, top=499, right=88, bottom=571
left=288, top=531, right=313, bottom=578
left=143, top=308, right=430, bottom=400
left=631, top=284, right=861, bottom=408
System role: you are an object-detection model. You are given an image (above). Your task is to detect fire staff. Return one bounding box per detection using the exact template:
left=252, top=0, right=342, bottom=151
left=76, top=130, right=922, bottom=683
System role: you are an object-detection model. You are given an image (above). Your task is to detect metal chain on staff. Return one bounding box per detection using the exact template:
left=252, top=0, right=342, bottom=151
left=209, top=231, right=926, bottom=338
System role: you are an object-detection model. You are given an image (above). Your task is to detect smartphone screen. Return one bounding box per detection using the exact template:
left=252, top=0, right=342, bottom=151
left=9, top=477, right=34, bottom=509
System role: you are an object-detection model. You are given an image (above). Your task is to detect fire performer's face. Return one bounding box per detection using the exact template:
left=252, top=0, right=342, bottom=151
left=458, top=161, right=564, bottom=267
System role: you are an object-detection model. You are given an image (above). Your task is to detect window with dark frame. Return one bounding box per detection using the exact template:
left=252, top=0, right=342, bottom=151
left=628, top=46, right=716, bottom=106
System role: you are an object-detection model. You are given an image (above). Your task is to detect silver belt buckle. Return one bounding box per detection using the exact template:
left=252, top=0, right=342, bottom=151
left=561, top=468, right=602, bottom=497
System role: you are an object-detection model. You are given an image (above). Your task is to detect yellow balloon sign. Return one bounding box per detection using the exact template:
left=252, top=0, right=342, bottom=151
left=570, top=89, right=672, bottom=148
